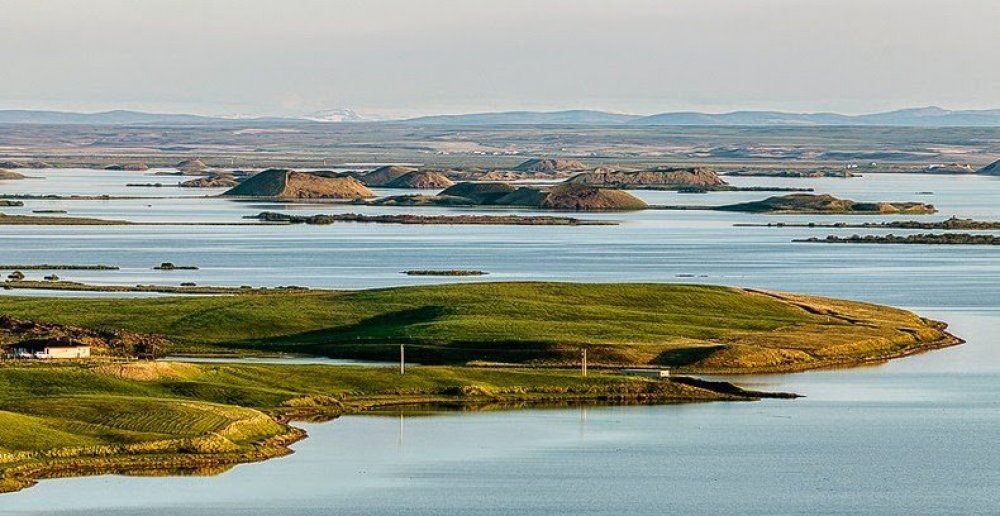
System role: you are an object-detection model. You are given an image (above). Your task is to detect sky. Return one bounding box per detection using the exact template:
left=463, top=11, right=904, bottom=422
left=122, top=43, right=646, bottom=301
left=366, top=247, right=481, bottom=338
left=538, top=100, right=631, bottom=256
left=1, top=0, right=997, bottom=118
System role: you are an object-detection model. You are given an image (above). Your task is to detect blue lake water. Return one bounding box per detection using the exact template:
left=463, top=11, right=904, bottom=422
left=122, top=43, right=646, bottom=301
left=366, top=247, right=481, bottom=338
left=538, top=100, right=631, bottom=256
left=0, top=170, right=998, bottom=514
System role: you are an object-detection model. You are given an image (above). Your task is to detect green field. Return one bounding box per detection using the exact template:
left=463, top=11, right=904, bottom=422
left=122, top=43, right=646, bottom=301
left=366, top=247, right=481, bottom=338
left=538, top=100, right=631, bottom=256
left=0, top=282, right=953, bottom=370
left=0, top=283, right=947, bottom=372
left=0, top=361, right=738, bottom=492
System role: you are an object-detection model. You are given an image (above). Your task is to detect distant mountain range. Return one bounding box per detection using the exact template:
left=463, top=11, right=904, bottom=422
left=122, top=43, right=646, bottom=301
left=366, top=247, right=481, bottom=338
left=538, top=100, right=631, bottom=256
left=403, top=107, right=1000, bottom=127
left=2, top=106, right=999, bottom=127
left=0, top=109, right=220, bottom=125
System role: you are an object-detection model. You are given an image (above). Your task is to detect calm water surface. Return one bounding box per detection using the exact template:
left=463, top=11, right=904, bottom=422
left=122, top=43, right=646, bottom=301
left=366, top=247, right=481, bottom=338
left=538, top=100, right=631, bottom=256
left=0, top=171, right=997, bottom=514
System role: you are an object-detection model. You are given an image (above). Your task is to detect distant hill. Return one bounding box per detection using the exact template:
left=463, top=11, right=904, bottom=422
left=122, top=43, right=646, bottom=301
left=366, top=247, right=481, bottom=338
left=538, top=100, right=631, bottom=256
left=402, top=107, right=1000, bottom=127
left=629, top=107, right=1000, bottom=127
left=0, top=110, right=219, bottom=125
left=4, top=106, right=1000, bottom=127
left=0, top=110, right=316, bottom=125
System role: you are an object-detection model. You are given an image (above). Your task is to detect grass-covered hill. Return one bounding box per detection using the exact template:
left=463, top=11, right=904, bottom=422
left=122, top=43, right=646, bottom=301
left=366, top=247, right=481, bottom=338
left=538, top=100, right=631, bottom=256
left=566, top=166, right=727, bottom=190
left=0, top=282, right=960, bottom=492
left=717, top=194, right=937, bottom=214
left=223, top=169, right=374, bottom=199
left=0, top=282, right=955, bottom=372
left=0, top=362, right=747, bottom=493
left=383, top=170, right=455, bottom=189
left=358, top=165, right=418, bottom=186
left=379, top=183, right=648, bottom=211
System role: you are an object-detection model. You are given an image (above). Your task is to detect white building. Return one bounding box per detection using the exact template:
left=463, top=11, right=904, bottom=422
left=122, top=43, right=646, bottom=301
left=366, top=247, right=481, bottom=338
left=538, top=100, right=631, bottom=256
left=10, top=341, right=91, bottom=359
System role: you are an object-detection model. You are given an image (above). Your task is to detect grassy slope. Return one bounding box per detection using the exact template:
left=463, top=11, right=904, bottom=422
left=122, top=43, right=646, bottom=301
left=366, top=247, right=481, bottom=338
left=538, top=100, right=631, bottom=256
left=0, top=362, right=730, bottom=492
left=0, top=282, right=951, bottom=370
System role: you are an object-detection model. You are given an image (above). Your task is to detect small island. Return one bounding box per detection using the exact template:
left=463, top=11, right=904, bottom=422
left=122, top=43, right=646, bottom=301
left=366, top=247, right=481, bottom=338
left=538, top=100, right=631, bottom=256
left=0, top=213, right=130, bottom=225
left=663, top=194, right=937, bottom=214
left=0, top=264, right=119, bottom=270
left=153, top=262, right=199, bottom=270
left=357, top=166, right=455, bottom=189
left=795, top=233, right=1000, bottom=245
left=103, top=162, right=149, bottom=171
left=249, top=211, right=615, bottom=226
left=370, top=182, right=649, bottom=211
left=738, top=216, right=1000, bottom=230
left=402, top=270, right=488, bottom=276
left=567, top=166, right=730, bottom=190
left=566, top=166, right=811, bottom=192
left=725, top=169, right=858, bottom=178
left=223, top=169, right=375, bottom=200
left=179, top=173, right=240, bottom=188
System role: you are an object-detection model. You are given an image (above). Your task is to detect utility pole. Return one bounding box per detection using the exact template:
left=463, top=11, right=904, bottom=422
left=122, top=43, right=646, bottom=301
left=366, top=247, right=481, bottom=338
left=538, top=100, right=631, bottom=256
left=581, top=347, right=588, bottom=377
left=400, top=344, right=405, bottom=375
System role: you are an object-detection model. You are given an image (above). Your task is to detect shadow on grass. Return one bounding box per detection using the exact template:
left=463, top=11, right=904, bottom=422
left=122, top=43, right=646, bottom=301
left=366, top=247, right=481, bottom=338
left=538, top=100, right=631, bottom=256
left=221, top=305, right=578, bottom=364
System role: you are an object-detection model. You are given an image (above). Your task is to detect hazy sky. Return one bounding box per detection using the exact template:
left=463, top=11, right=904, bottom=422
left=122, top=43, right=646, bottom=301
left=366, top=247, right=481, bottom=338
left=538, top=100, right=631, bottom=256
left=2, top=0, right=997, bottom=117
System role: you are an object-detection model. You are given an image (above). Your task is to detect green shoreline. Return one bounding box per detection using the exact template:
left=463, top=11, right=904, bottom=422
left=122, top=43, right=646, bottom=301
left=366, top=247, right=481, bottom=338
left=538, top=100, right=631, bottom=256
left=0, top=363, right=782, bottom=494
left=0, top=282, right=963, bottom=493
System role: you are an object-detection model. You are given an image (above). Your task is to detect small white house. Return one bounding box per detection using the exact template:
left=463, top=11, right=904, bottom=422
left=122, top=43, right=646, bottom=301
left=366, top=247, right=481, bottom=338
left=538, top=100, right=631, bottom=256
left=11, top=341, right=91, bottom=359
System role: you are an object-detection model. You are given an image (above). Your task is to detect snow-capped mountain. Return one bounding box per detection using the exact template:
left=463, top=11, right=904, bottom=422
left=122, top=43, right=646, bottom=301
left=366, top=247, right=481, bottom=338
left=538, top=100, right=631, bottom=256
left=299, top=109, right=369, bottom=123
